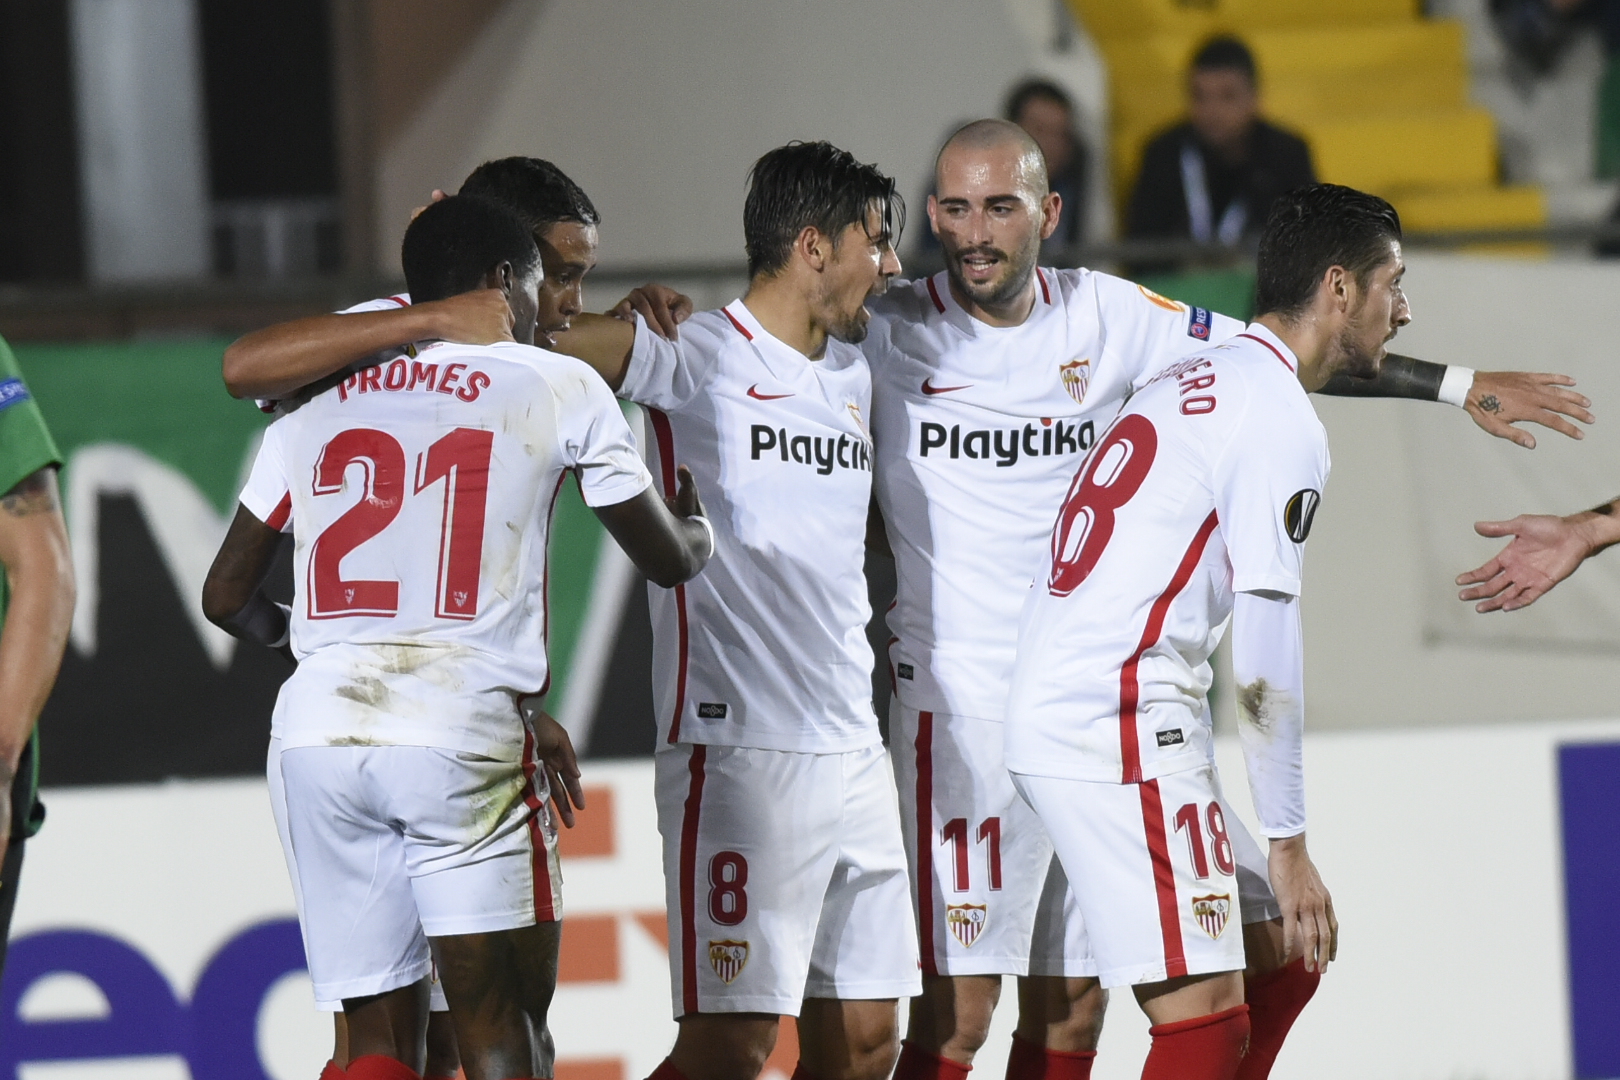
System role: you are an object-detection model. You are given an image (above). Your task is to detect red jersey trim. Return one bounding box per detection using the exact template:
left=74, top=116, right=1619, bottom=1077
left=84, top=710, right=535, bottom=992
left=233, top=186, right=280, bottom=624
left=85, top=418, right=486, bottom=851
left=1238, top=333, right=1295, bottom=373
left=387, top=294, right=410, bottom=308
left=647, top=409, right=690, bottom=743
left=265, top=492, right=292, bottom=532
left=1118, top=510, right=1220, bottom=783
left=926, top=276, right=947, bottom=314
left=1036, top=267, right=1051, bottom=305
left=678, top=744, right=709, bottom=1015
left=722, top=306, right=754, bottom=340
left=1138, top=779, right=1188, bottom=978
left=914, top=711, right=939, bottom=977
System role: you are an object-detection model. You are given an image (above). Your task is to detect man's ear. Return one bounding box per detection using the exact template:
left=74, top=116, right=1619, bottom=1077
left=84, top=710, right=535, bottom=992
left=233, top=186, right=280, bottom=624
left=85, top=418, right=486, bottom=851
left=795, top=226, right=829, bottom=272
left=1040, top=191, right=1063, bottom=242
left=482, top=260, right=516, bottom=295
left=1323, top=264, right=1352, bottom=313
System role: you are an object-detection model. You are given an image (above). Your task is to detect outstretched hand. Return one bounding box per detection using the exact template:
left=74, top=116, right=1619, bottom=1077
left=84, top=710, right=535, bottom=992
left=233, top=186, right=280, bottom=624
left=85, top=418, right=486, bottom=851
left=1268, top=834, right=1337, bottom=974
left=611, top=284, right=693, bottom=340
left=1464, top=371, right=1592, bottom=449
left=1457, top=514, right=1594, bottom=611
left=528, top=707, right=586, bottom=828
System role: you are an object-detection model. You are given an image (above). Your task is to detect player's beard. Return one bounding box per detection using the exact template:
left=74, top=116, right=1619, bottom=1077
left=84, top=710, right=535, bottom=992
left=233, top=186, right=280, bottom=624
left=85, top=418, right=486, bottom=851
left=1333, top=303, right=1389, bottom=381
left=944, top=232, right=1040, bottom=313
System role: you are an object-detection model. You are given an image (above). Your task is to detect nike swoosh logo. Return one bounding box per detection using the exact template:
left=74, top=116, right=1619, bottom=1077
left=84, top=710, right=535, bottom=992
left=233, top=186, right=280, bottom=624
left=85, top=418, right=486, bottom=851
left=747, top=384, right=794, bottom=400
left=921, top=378, right=972, bottom=395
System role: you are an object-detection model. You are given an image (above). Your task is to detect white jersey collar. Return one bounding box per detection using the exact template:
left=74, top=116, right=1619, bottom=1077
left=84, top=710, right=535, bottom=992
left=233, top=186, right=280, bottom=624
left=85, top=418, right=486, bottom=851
left=1237, top=321, right=1299, bottom=374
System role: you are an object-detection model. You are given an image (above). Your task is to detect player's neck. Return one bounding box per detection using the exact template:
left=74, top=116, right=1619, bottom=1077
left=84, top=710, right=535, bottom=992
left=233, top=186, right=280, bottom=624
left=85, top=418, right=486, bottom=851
left=741, top=279, right=829, bottom=359
left=1253, top=311, right=1330, bottom=392
left=946, top=272, right=1036, bottom=328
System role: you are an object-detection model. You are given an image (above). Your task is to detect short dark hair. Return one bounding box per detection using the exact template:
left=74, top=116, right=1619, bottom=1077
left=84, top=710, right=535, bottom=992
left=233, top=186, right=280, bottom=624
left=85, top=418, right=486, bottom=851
left=1253, top=184, right=1402, bottom=320
left=1191, top=35, right=1258, bottom=85
left=743, top=141, right=904, bottom=278
left=402, top=195, right=541, bottom=304
left=1004, top=78, right=1073, bottom=123
left=458, top=156, right=600, bottom=236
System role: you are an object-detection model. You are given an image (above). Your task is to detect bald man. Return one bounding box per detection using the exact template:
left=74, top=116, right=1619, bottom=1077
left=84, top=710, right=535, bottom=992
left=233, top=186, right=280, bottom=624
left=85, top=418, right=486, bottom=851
left=853, top=119, right=1591, bottom=1080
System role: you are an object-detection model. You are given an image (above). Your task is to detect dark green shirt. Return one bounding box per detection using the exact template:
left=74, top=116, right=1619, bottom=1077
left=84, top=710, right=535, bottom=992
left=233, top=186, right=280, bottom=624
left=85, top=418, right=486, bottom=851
left=0, top=335, right=63, bottom=840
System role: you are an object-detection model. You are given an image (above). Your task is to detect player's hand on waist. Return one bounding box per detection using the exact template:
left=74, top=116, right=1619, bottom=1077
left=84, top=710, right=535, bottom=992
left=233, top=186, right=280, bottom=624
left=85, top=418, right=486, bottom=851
left=529, top=708, right=585, bottom=829
left=1464, top=370, right=1593, bottom=450
left=611, top=283, right=692, bottom=340
left=1267, top=832, right=1337, bottom=974
left=418, top=288, right=515, bottom=346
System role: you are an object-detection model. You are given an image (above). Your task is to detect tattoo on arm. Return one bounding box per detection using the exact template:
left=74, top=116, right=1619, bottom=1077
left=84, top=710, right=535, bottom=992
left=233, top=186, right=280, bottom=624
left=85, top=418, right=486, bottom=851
left=1476, top=394, right=1502, bottom=414
left=1, top=468, right=60, bottom=518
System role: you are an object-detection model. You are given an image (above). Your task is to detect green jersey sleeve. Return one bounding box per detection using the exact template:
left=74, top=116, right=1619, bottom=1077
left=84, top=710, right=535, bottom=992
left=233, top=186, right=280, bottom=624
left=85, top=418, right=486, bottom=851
left=0, top=336, right=63, bottom=493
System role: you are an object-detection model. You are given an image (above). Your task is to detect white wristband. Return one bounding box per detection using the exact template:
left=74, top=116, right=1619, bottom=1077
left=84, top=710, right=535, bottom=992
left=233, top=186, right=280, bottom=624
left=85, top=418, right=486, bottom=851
left=1437, top=365, right=1475, bottom=408
left=270, top=602, right=292, bottom=649
left=690, top=515, right=716, bottom=561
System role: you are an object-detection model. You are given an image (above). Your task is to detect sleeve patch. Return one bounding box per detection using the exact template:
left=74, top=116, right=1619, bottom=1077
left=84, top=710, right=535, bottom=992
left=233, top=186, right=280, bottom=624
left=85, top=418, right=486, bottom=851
left=1188, top=307, right=1213, bottom=340
left=1284, top=489, right=1321, bottom=543
left=0, top=377, right=33, bottom=413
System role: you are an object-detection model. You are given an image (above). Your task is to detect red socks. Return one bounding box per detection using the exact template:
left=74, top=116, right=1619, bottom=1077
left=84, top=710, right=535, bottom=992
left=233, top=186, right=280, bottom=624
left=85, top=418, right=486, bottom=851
left=1142, top=1004, right=1250, bottom=1080
left=893, top=1040, right=972, bottom=1080
left=1006, top=1033, right=1096, bottom=1080
left=1235, top=958, right=1320, bottom=1079
left=319, top=1062, right=346, bottom=1080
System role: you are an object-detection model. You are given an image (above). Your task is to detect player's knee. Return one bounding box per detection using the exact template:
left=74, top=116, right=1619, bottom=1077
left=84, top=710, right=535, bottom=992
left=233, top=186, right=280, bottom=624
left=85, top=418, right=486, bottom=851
left=670, top=1014, right=778, bottom=1080
left=1051, top=982, right=1108, bottom=1048
left=907, top=976, right=997, bottom=1058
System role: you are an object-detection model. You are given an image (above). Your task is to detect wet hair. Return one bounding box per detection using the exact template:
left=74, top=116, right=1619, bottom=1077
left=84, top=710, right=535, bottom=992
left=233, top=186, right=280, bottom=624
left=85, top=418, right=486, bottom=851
left=1253, top=184, right=1402, bottom=321
left=743, top=141, right=904, bottom=278
left=1004, top=77, right=1074, bottom=123
left=1191, top=35, right=1258, bottom=86
left=401, top=195, right=540, bottom=304
left=458, top=156, right=600, bottom=236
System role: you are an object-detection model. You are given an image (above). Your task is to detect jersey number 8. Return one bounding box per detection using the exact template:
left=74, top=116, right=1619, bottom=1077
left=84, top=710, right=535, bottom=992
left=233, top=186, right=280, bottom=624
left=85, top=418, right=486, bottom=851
left=1048, top=414, right=1158, bottom=597
left=309, top=426, right=494, bottom=620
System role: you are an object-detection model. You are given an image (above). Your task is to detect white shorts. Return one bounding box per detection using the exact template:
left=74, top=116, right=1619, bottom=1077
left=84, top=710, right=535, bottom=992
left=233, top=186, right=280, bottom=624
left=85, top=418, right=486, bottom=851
left=1013, top=764, right=1253, bottom=989
left=267, top=739, right=451, bottom=1012
left=655, top=741, right=922, bottom=1017
left=890, top=702, right=1093, bottom=978
left=278, top=739, right=562, bottom=1005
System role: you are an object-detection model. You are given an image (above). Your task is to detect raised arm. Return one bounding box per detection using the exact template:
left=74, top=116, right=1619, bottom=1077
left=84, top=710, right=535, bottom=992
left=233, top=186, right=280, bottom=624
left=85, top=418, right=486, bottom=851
left=1317, top=353, right=1592, bottom=450
left=1456, top=495, right=1620, bottom=612
left=0, top=467, right=73, bottom=863
left=1230, top=589, right=1337, bottom=973
left=202, top=505, right=293, bottom=660
left=592, top=464, right=713, bottom=588
left=547, top=313, right=637, bottom=390
left=221, top=289, right=515, bottom=400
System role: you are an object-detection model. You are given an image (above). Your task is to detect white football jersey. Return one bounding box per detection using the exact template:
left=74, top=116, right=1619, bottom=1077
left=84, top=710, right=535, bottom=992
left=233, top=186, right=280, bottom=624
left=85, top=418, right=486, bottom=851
left=240, top=340, right=653, bottom=760
left=620, top=300, right=878, bottom=753
left=866, top=269, right=1246, bottom=721
left=1004, top=324, right=1329, bottom=784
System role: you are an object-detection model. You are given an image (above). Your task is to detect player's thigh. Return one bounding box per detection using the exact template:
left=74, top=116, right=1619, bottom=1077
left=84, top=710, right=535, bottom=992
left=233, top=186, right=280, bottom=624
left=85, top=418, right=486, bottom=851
left=279, top=746, right=431, bottom=1002
left=805, top=743, right=921, bottom=1002
left=391, top=745, right=562, bottom=938
left=1011, top=766, right=1244, bottom=990
left=656, top=742, right=843, bottom=1018
left=889, top=700, right=1055, bottom=977
left=1026, top=852, right=1098, bottom=980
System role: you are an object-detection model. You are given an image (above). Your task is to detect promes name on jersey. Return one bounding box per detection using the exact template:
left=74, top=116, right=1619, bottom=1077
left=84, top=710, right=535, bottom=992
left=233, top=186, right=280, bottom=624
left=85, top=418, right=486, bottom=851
left=917, top=418, right=1095, bottom=467
left=336, top=357, right=491, bottom=404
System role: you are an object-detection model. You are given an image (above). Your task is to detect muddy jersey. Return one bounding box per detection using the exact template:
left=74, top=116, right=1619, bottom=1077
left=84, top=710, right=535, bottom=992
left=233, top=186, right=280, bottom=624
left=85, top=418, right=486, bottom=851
left=1005, top=324, right=1329, bottom=783
left=621, top=300, right=877, bottom=753
left=865, top=269, right=1245, bottom=720
left=239, top=340, right=652, bottom=760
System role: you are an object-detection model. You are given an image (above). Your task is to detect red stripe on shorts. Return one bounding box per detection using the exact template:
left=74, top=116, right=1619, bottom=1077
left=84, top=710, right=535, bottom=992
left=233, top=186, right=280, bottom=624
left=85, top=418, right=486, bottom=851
left=647, top=408, right=690, bottom=744
left=1138, top=778, right=1187, bottom=979
left=679, top=744, right=709, bottom=1014
left=915, top=711, right=939, bottom=976
left=1118, top=511, right=1220, bottom=783
left=521, top=725, right=559, bottom=922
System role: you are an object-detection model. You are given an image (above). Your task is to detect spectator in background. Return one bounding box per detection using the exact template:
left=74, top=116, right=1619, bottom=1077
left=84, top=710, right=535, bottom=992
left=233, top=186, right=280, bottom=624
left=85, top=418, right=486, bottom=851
left=1125, top=36, right=1316, bottom=263
left=920, top=77, right=1092, bottom=258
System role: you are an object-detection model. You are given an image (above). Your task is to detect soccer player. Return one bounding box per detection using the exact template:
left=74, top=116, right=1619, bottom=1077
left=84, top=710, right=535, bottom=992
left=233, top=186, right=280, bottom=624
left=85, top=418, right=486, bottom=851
left=1457, top=495, right=1620, bottom=610
left=621, top=121, right=1591, bottom=1080
left=202, top=195, right=713, bottom=1080
left=220, top=156, right=603, bottom=1078
left=547, top=141, right=920, bottom=1080
left=0, top=336, right=74, bottom=982
left=1006, top=182, right=1403, bottom=1080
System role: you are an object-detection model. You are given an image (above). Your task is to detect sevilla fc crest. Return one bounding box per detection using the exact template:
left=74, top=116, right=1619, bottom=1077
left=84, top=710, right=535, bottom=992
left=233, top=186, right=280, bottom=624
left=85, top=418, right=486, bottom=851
left=1191, top=894, right=1231, bottom=939
left=709, top=940, right=749, bottom=984
left=946, top=903, right=988, bottom=948
left=1059, top=358, right=1092, bottom=406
